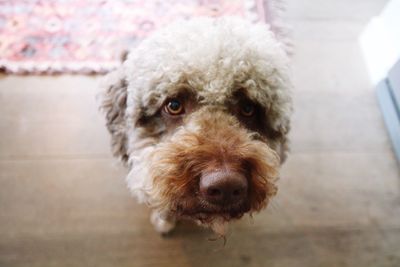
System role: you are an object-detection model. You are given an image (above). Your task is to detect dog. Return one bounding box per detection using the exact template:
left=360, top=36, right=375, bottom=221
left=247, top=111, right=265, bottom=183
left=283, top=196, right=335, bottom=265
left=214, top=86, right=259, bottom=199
left=100, top=16, right=292, bottom=236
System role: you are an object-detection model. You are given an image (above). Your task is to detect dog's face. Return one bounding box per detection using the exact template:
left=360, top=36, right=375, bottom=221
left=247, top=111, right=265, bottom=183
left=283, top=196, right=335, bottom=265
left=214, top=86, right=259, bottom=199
left=101, top=18, right=292, bottom=230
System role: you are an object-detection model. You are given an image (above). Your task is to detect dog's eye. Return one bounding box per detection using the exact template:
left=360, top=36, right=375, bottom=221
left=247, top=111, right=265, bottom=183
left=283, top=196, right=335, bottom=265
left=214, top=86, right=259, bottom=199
left=164, top=99, right=184, bottom=115
left=240, top=103, right=255, bottom=117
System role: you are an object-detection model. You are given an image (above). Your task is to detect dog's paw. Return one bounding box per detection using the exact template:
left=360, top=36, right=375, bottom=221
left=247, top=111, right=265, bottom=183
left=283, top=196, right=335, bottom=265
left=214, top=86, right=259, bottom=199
left=150, top=211, right=176, bottom=234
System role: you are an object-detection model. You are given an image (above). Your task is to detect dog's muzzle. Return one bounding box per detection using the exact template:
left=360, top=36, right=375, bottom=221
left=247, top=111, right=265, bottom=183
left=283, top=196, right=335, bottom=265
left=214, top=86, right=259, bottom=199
left=148, top=108, right=279, bottom=222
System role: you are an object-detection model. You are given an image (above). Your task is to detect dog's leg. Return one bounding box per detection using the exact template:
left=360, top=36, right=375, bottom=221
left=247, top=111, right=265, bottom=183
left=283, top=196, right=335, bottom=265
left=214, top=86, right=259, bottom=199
left=150, top=210, right=176, bottom=234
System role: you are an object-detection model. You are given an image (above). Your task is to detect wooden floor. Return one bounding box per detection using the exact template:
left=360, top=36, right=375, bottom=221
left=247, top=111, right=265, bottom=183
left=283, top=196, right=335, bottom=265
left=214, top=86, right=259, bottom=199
left=1, top=0, right=400, bottom=266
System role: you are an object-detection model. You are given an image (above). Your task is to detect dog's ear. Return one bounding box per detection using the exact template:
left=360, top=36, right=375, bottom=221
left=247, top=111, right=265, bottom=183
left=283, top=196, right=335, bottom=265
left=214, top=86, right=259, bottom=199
left=100, top=67, right=129, bottom=163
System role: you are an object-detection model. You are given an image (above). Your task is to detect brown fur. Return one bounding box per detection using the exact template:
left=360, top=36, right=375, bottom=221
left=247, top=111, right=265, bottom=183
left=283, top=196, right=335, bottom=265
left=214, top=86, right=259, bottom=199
left=148, top=107, right=279, bottom=223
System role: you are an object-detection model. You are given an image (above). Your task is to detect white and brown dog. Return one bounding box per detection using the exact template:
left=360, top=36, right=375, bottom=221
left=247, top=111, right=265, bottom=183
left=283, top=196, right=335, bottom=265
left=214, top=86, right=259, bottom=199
left=100, top=16, right=292, bottom=236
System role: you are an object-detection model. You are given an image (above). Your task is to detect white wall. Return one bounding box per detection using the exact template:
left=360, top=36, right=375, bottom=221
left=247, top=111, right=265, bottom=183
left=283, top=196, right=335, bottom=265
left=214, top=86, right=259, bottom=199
left=360, top=0, right=400, bottom=85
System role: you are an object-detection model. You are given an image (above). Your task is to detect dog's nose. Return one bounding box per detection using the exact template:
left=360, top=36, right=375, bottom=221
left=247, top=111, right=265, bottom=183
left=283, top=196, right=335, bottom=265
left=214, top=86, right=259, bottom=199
left=200, top=171, right=248, bottom=205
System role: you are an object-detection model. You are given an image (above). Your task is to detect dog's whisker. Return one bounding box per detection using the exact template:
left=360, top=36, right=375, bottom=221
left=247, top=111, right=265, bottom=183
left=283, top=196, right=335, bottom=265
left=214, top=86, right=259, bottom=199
left=208, top=233, right=227, bottom=250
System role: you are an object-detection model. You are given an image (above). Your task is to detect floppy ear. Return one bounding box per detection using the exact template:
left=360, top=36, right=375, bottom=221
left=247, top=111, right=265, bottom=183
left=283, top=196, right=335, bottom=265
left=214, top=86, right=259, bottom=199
left=100, top=67, right=129, bottom=163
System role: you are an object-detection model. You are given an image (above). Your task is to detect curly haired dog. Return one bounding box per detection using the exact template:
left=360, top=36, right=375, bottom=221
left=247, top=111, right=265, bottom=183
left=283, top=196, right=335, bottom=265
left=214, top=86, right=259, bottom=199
left=100, top=16, right=292, bottom=236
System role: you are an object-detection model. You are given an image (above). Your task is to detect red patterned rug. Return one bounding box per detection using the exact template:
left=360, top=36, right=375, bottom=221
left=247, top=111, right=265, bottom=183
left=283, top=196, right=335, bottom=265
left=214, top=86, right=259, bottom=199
left=0, top=0, right=269, bottom=74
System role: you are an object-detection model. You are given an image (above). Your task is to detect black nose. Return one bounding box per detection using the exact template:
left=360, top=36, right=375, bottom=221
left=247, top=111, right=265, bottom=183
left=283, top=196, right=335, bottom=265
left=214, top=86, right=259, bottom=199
left=200, top=171, right=248, bottom=205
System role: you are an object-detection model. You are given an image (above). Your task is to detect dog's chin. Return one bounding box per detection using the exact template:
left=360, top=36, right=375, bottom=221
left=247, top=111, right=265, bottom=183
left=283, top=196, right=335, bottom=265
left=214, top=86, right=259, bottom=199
left=173, top=198, right=252, bottom=224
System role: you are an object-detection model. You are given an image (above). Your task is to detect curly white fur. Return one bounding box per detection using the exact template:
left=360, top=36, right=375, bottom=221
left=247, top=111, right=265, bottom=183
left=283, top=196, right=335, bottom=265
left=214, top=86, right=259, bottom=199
left=100, top=16, right=292, bottom=234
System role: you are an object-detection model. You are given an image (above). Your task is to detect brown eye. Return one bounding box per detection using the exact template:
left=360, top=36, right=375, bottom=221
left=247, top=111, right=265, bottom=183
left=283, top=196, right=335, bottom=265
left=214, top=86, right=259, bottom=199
left=240, top=103, right=255, bottom=116
left=164, top=99, right=184, bottom=115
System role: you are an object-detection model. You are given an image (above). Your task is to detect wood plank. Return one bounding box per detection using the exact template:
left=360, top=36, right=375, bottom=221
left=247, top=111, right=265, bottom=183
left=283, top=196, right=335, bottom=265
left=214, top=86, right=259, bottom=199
left=0, top=152, right=399, bottom=266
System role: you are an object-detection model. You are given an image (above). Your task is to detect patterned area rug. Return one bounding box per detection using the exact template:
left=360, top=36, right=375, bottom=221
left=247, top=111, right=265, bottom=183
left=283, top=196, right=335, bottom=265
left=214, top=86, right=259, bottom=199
left=0, top=0, right=268, bottom=74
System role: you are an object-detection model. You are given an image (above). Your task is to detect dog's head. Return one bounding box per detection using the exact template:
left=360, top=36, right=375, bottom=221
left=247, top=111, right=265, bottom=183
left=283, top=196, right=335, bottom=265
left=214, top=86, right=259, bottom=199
left=101, top=18, right=292, bottom=231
